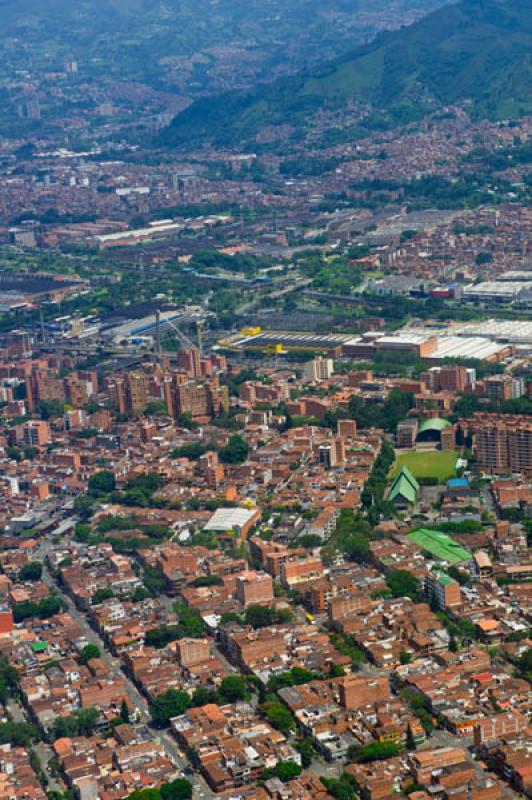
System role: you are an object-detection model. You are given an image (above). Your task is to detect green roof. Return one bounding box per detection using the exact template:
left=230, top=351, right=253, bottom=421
left=388, top=466, right=420, bottom=504
left=31, top=641, right=48, bottom=653
left=435, top=572, right=454, bottom=586
left=407, top=528, right=471, bottom=565
left=399, top=465, right=420, bottom=492
left=389, top=475, right=417, bottom=503
left=418, top=418, right=451, bottom=435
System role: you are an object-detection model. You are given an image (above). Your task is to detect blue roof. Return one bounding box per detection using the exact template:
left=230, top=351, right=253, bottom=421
left=448, top=477, right=469, bottom=488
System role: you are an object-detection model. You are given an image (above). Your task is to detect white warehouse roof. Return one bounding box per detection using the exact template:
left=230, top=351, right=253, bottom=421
left=429, top=336, right=508, bottom=361
left=204, top=507, right=258, bottom=532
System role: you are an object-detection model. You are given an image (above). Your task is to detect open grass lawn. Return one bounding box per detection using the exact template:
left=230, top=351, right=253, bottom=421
left=391, top=450, right=458, bottom=482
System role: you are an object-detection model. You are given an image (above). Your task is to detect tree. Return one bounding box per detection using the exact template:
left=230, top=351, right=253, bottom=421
left=171, top=443, right=210, bottom=461
left=145, top=625, right=183, bottom=650
left=173, top=603, right=205, bottom=638
left=244, top=604, right=274, bottom=629
left=91, top=588, right=114, bottom=605
left=38, top=399, right=65, bottom=420
left=121, top=488, right=151, bottom=507
left=518, top=648, right=532, bottom=679
left=386, top=570, right=421, bottom=601
left=160, top=778, right=193, bottom=800
left=190, top=686, right=219, bottom=707
left=143, top=566, right=166, bottom=597
left=54, top=708, right=100, bottom=739
left=74, top=494, right=96, bottom=521
left=321, top=774, right=358, bottom=800
left=267, top=667, right=318, bottom=693
left=78, top=708, right=101, bottom=736
left=475, top=251, right=493, bottom=265
left=88, top=470, right=116, bottom=496
left=120, top=699, right=130, bottom=724
left=259, top=700, right=295, bottom=736
left=263, top=761, right=302, bottom=783
left=190, top=575, right=223, bottom=588
left=296, top=533, right=322, bottom=549
left=13, top=595, right=62, bottom=623
left=19, top=562, right=43, bottom=582
left=448, top=565, right=471, bottom=586
left=79, top=644, right=101, bottom=665
left=6, top=446, right=22, bottom=462
left=132, top=586, right=152, bottom=603
left=219, top=435, right=249, bottom=464
left=151, top=689, right=190, bottom=727
left=349, top=741, right=400, bottom=763
left=0, top=721, right=39, bottom=747
left=127, top=790, right=161, bottom=800
left=219, top=676, right=249, bottom=704
left=0, top=657, right=20, bottom=704
left=296, top=737, right=314, bottom=768
left=406, top=724, right=417, bottom=751
left=343, top=532, right=370, bottom=564
left=23, top=446, right=39, bottom=460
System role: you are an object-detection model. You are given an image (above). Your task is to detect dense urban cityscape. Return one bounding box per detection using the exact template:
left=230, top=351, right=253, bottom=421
left=0, top=2, right=530, bottom=800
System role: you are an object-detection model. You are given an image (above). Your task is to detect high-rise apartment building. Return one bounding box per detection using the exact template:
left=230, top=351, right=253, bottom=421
left=177, top=348, right=202, bottom=378
left=424, top=572, right=461, bottom=611
left=462, top=414, right=532, bottom=474
left=304, top=357, right=334, bottom=382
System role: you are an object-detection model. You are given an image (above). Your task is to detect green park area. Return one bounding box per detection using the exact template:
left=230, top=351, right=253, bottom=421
left=391, top=450, right=458, bottom=482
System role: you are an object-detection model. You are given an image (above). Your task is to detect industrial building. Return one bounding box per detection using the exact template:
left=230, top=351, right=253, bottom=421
left=100, top=306, right=206, bottom=345
left=445, top=319, right=532, bottom=348
left=221, top=328, right=511, bottom=363
left=221, top=330, right=354, bottom=356
left=204, top=507, right=261, bottom=539
left=462, top=281, right=530, bottom=304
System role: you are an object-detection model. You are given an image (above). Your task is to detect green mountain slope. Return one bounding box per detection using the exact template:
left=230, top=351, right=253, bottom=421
left=0, top=0, right=446, bottom=91
left=163, top=0, right=532, bottom=146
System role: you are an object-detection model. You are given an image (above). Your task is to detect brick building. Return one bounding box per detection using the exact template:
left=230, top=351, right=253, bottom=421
left=461, top=414, right=532, bottom=474
left=339, top=676, right=390, bottom=710
left=424, top=572, right=461, bottom=611
left=235, top=571, right=273, bottom=607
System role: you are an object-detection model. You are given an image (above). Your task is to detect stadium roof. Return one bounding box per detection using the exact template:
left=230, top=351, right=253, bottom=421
left=418, top=418, right=451, bottom=435
left=407, top=528, right=471, bottom=565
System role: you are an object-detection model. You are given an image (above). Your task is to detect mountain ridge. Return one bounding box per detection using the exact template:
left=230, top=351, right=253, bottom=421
left=163, top=0, right=532, bottom=147
left=0, top=0, right=447, bottom=90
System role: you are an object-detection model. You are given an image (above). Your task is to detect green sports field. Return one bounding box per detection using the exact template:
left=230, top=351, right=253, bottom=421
left=391, top=450, right=458, bottom=482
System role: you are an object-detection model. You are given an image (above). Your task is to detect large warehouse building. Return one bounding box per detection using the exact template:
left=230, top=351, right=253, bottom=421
left=221, top=328, right=512, bottom=363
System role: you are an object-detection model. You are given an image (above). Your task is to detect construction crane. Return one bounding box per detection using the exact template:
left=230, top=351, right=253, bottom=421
left=196, top=319, right=204, bottom=356
left=154, top=309, right=196, bottom=357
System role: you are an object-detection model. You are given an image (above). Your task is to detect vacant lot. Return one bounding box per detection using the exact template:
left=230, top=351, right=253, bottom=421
left=392, top=450, right=458, bottom=482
